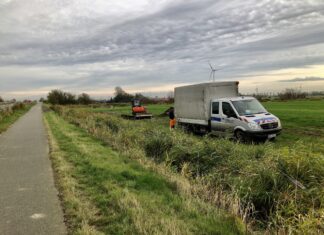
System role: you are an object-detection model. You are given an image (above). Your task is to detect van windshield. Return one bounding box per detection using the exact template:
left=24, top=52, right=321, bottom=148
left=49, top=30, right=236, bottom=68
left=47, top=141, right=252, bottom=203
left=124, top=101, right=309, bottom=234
left=231, top=99, right=267, bottom=116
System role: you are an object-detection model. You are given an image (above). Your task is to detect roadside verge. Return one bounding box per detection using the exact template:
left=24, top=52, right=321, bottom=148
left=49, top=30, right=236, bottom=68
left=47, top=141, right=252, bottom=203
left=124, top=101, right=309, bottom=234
left=44, top=110, right=244, bottom=234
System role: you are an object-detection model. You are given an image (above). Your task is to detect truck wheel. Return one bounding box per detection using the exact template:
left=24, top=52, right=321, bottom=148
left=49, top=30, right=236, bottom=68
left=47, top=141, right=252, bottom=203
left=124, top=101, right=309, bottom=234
left=235, top=130, right=246, bottom=143
left=179, top=123, right=189, bottom=133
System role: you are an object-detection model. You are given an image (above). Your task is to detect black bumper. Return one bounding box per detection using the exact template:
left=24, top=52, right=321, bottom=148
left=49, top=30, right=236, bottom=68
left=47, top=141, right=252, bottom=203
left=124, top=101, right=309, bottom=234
left=245, top=129, right=282, bottom=138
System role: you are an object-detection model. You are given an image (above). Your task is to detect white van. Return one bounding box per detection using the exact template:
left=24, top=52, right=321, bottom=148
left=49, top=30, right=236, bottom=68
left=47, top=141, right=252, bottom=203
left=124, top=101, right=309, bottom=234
left=174, top=82, right=282, bottom=141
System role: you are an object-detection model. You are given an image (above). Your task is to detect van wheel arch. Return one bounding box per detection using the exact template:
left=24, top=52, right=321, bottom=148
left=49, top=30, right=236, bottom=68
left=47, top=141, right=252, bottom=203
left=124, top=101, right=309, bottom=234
left=234, top=129, right=246, bottom=142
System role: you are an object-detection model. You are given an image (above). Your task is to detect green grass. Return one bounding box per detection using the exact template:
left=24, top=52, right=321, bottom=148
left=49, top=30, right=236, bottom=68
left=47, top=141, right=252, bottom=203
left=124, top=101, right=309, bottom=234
left=48, top=100, right=324, bottom=233
left=82, top=104, right=171, bottom=116
left=81, top=100, right=324, bottom=147
left=45, top=111, right=244, bottom=235
left=263, top=100, right=324, bottom=146
left=264, top=100, right=324, bottom=128
left=0, top=104, right=34, bottom=133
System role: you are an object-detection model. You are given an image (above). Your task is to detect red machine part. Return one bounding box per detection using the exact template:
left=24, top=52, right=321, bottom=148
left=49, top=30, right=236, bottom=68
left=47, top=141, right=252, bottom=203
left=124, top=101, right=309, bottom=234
left=132, top=106, right=146, bottom=113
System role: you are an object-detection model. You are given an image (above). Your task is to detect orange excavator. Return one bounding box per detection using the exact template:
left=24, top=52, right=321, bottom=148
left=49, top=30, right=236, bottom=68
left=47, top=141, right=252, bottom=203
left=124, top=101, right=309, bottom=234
left=122, top=99, right=153, bottom=119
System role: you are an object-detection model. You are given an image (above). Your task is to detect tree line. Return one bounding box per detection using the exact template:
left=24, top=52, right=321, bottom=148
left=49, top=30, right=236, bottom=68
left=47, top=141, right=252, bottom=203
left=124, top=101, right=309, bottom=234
left=247, top=88, right=324, bottom=101
left=47, top=90, right=92, bottom=105
left=46, top=87, right=173, bottom=105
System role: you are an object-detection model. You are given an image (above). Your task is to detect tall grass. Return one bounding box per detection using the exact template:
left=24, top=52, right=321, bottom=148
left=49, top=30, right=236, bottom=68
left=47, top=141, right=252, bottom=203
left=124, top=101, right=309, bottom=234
left=45, top=110, right=244, bottom=234
left=0, top=102, right=34, bottom=133
left=52, top=105, right=324, bottom=234
left=0, top=102, right=26, bottom=121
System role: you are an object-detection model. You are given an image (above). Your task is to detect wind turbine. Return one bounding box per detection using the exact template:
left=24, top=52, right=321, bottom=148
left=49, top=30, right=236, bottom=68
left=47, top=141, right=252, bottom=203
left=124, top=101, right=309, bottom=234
left=208, top=62, right=222, bottom=82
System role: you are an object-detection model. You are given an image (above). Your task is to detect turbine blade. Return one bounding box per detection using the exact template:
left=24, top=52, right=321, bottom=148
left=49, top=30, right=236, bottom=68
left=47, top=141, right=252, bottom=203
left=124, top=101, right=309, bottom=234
left=208, top=61, right=213, bottom=70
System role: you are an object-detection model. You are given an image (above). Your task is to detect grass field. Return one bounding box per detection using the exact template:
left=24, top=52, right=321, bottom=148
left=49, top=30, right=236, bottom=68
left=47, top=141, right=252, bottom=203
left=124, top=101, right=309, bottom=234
left=46, top=99, right=324, bottom=234
left=264, top=100, right=324, bottom=145
left=81, top=104, right=172, bottom=116
left=44, top=111, right=243, bottom=234
left=0, top=103, right=34, bottom=133
left=84, top=100, right=324, bottom=147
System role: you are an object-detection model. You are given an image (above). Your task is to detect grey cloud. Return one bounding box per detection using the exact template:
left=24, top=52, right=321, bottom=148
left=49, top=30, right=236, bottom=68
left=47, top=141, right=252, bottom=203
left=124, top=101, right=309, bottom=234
left=1, top=0, right=324, bottom=97
left=227, top=23, right=324, bottom=53
left=2, top=0, right=323, bottom=66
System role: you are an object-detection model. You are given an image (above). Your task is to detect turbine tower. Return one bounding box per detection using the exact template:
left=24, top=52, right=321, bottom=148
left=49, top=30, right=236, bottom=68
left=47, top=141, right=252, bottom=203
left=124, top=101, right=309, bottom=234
left=208, top=62, right=221, bottom=82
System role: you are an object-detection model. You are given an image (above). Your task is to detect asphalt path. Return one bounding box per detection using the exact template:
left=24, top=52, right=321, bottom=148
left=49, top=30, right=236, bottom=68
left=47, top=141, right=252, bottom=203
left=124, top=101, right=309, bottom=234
left=0, top=103, right=66, bottom=235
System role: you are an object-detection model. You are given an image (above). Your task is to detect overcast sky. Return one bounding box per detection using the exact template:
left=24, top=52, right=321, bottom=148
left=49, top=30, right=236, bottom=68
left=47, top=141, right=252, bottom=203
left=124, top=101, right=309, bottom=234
left=1, top=0, right=324, bottom=99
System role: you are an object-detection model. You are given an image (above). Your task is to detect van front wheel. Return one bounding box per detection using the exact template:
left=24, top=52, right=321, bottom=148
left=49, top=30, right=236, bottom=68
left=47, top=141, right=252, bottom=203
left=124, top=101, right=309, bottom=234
left=235, top=130, right=246, bottom=143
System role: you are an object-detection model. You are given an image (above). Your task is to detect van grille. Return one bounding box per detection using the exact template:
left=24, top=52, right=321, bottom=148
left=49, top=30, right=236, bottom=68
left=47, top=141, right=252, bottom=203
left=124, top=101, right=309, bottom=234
left=260, top=122, right=278, bottom=130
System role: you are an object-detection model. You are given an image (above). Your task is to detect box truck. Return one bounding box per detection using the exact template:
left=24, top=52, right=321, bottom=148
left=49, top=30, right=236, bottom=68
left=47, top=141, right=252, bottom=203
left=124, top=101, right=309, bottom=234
left=174, top=82, right=282, bottom=141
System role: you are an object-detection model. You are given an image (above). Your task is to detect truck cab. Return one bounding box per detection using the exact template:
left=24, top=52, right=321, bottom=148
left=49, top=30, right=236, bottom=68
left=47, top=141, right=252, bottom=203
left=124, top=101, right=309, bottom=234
left=210, top=97, right=282, bottom=141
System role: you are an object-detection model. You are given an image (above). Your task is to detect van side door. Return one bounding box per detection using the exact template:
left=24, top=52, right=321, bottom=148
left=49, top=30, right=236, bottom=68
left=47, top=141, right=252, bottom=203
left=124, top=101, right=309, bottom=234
left=210, top=101, right=224, bottom=133
left=221, top=102, right=238, bottom=134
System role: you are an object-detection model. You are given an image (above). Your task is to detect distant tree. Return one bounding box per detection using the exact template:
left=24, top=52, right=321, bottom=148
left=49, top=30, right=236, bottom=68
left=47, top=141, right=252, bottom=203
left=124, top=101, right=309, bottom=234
left=0, top=96, right=3, bottom=102
left=65, top=92, right=76, bottom=104
left=278, top=88, right=307, bottom=100
left=47, top=89, right=76, bottom=105
left=78, top=93, right=92, bottom=105
left=48, top=90, right=63, bottom=105
left=134, top=93, right=145, bottom=99
left=167, top=91, right=174, bottom=103
left=311, top=91, right=324, bottom=96
left=113, top=86, right=134, bottom=103
left=39, top=97, right=45, bottom=102
left=114, top=86, right=127, bottom=96
left=134, top=93, right=153, bottom=104
left=252, top=93, right=271, bottom=102
left=48, top=90, right=64, bottom=105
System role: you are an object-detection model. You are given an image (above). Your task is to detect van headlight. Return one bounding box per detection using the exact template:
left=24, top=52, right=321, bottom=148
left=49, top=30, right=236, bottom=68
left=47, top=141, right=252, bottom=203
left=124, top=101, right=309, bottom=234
left=248, top=122, right=260, bottom=130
